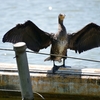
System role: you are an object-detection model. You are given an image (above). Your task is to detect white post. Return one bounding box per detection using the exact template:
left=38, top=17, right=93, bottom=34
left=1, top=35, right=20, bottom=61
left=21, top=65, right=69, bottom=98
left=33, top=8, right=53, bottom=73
left=13, top=42, right=34, bottom=100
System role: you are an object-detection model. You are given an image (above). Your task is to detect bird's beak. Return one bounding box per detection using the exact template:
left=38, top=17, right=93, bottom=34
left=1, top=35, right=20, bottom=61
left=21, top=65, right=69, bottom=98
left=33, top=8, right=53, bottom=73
left=63, top=14, right=66, bottom=19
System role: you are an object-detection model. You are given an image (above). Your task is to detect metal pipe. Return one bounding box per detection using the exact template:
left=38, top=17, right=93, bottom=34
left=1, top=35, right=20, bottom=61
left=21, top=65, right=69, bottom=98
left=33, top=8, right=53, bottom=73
left=13, top=42, right=34, bottom=100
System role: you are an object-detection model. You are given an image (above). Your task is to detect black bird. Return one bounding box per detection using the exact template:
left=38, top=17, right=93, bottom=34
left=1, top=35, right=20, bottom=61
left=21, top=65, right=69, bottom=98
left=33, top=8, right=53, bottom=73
left=2, top=14, right=100, bottom=73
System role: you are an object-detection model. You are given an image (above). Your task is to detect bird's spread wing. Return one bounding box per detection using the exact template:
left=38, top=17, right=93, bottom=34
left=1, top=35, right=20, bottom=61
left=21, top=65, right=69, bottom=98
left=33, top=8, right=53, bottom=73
left=68, top=23, right=100, bottom=53
left=2, top=20, right=54, bottom=52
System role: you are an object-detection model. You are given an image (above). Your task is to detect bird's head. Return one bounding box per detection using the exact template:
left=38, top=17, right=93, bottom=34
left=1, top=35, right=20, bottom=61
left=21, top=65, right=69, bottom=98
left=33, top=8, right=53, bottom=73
left=58, top=14, right=65, bottom=24
left=59, top=14, right=65, bottom=21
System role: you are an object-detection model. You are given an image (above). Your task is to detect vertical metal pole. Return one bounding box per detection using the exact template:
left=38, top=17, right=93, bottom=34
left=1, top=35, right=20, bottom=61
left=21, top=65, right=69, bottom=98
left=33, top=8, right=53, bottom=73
left=13, top=42, right=34, bottom=100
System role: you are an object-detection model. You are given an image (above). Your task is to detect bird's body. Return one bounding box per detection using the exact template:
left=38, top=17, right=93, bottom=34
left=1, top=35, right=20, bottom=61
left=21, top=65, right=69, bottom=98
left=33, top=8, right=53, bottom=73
left=2, top=14, right=100, bottom=73
left=45, top=14, right=68, bottom=63
left=45, top=31, right=68, bottom=62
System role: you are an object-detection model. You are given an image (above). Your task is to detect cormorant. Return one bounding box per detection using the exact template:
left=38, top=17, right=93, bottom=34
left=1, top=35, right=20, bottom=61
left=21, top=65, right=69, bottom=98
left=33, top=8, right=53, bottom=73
left=2, top=14, right=100, bottom=73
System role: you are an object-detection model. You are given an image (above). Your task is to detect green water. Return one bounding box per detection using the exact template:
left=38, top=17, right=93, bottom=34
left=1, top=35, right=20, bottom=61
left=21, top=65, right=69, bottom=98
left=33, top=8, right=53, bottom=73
left=1, top=94, right=100, bottom=100
left=0, top=98, right=21, bottom=100
left=0, top=90, right=100, bottom=100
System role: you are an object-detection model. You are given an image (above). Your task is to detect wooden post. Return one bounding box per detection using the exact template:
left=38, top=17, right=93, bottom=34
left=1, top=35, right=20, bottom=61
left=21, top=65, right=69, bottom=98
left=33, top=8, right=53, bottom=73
left=13, top=42, right=34, bottom=100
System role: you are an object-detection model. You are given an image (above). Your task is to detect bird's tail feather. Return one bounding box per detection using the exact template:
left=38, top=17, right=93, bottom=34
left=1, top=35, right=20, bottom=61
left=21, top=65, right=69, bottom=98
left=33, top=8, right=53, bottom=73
left=44, top=57, right=51, bottom=61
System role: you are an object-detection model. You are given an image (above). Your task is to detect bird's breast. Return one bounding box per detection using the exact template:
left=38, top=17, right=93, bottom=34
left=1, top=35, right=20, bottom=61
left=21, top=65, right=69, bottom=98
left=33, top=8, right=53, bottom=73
left=57, top=40, right=68, bottom=53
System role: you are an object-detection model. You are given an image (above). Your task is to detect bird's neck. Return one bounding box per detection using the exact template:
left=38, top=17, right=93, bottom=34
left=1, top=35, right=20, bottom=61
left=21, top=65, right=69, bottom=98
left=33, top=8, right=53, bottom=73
left=59, top=19, right=63, bottom=25
left=57, top=20, right=67, bottom=41
left=58, top=19, right=66, bottom=33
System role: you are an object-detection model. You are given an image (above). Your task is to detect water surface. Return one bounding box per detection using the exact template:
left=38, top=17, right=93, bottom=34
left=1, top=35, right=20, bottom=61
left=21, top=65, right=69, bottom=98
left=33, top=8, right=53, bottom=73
left=0, top=0, right=100, bottom=68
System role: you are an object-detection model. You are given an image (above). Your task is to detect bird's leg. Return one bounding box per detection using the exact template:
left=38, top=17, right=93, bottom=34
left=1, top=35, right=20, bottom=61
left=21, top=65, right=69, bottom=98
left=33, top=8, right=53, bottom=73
left=62, top=58, right=66, bottom=67
left=52, top=58, right=66, bottom=73
left=52, top=61, right=59, bottom=74
left=53, top=60, right=56, bottom=67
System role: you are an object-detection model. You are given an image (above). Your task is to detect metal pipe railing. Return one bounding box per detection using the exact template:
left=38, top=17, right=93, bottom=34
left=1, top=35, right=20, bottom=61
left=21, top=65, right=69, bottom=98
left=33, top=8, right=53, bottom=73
left=0, top=48, right=100, bottom=63
left=13, top=42, right=34, bottom=100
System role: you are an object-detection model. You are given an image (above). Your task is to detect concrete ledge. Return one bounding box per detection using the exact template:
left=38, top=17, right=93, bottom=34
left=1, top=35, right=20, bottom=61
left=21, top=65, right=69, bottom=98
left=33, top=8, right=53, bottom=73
left=0, top=63, right=100, bottom=97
